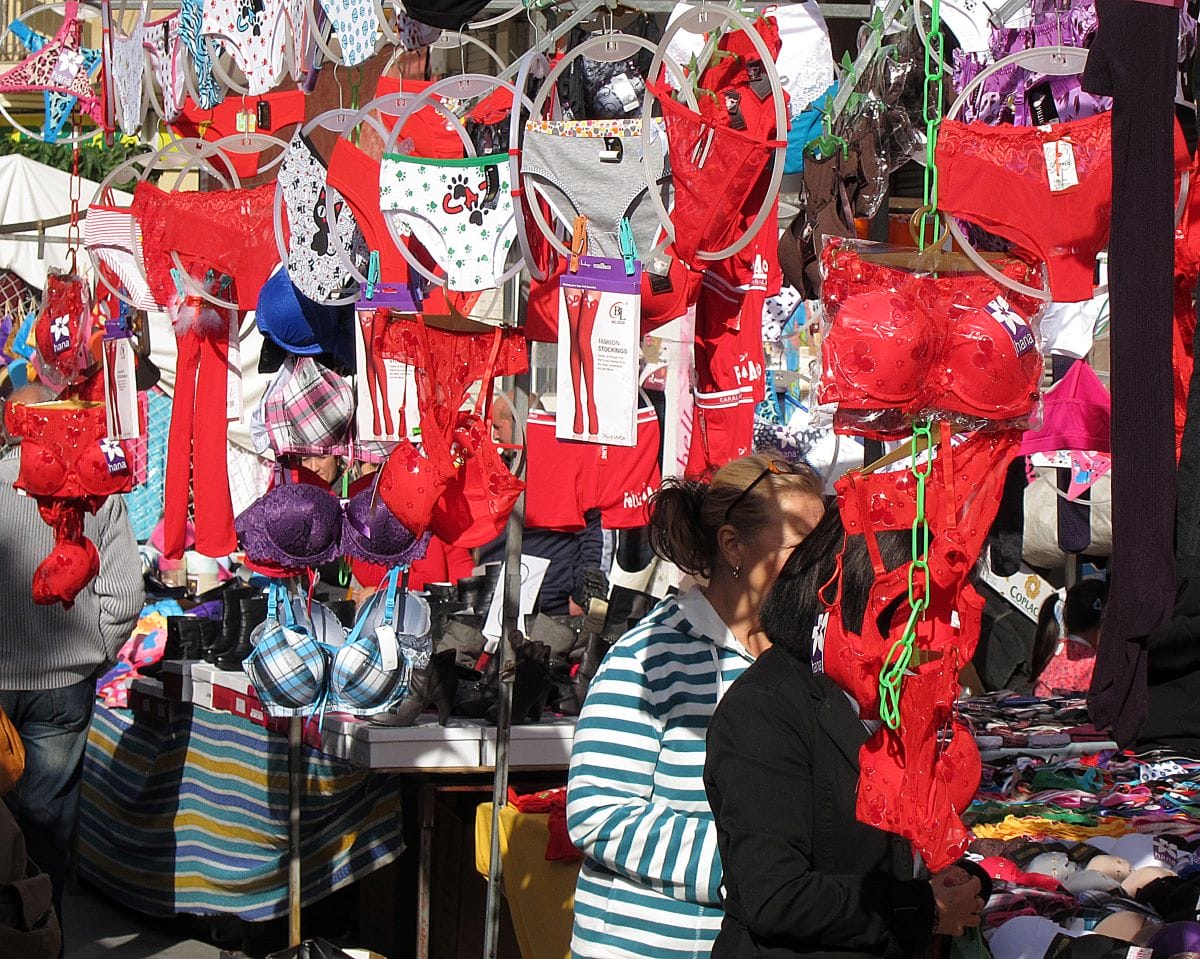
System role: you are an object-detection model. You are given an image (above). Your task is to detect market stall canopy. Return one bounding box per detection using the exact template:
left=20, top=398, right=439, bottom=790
left=0, top=154, right=131, bottom=289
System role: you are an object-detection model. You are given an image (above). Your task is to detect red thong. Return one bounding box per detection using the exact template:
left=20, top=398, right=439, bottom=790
left=821, top=427, right=1019, bottom=870
left=168, top=91, right=308, bottom=179
left=936, top=113, right=1112, bottom=303
left=0, top=0, right=103, bottom=126
left=132, top=181, right=279, bottom=312
left=648, top=81, right=785, bottom=271
left=5, top=401, right=134, bottom=606
left=818, top=241, right=1045, bottom=428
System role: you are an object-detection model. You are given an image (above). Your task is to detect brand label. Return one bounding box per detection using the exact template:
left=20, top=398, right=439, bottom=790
left=1043, top=137, right=1079, bottom=192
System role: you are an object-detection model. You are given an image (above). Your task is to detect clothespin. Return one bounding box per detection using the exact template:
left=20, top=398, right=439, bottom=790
left=170, top=268, right=187, bottom=300
left=569, top=216, right=588, bottom=273
left=618, top=218, right=637, bottom=276
left=366, top=251, right=381, bottom=300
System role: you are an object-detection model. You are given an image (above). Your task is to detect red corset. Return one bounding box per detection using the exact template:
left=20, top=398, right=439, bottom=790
left=5, top=401, right=134, bottom=607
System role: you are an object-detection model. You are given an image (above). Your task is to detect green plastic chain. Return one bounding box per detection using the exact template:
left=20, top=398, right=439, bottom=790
left=878, top=420, right=933, bottom=729
left=918, top=0, right=945, bottom=250
left=876, top=0, right=946, bottom=730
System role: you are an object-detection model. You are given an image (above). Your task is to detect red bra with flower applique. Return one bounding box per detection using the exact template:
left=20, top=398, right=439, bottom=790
left=818, top=242, right=1046, bottom=428
left=6, top=401, right=134, bottom=502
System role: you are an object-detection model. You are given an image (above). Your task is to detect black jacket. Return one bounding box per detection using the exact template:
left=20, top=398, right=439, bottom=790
left=704, top=645, right=936, bottom=959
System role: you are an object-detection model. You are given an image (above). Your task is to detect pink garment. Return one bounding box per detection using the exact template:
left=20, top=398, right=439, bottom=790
left=1034, top=635, right=1097, bottom=697
left=1021, top=360, right=1111, bottom=455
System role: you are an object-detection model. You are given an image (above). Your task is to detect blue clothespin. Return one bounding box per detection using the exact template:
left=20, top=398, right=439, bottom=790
left=366, top=251, right=380, bottom=300
left=618, top=218, right=638, bottom=277
left=170, top=268, right=187, bottom=300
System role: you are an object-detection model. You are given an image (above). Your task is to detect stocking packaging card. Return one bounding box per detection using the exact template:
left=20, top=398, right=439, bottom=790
left=556, top=256, right=641, bottom=447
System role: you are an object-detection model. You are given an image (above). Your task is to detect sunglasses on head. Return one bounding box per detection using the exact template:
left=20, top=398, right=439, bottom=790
left=723, top=459, right=793, bottom=525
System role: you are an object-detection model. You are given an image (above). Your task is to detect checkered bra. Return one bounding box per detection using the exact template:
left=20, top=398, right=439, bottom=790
left=243, top=583, right=330, bottom=717
left=261, top=356, right=354, bottom=458
left=329, top=566, right=431, bottom=715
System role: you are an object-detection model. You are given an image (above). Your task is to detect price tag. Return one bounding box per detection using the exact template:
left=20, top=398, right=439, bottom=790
left=1043, top=137, right=1079, bottom=192
left=103, top=337, right=140, bottom=439
left=376, top=623, right=399, bottom=672
left=50, top=49, right=84, bottom=88
left=235, top=109, right=257, bottom=134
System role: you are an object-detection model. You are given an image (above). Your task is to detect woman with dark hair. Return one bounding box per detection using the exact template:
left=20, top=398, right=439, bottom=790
left=567, top=455, right=827, bottom=959
left=703, top=503, right=986, bottom=959
left=1032, top=579, right=1108, bottom=697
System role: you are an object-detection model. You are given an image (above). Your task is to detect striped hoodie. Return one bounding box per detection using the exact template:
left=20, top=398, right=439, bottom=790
left=567, top=587, right=754, bottom=959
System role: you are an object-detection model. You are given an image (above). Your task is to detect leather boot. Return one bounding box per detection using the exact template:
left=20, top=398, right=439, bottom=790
left=215, top=597, right=267, bottom=671
left=380, top=650, right=458, bottom=727
left=205, top=585, right=259, bottom=664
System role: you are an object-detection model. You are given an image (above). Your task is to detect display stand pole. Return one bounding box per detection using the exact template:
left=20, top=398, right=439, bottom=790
left=288, top=716, right=303, bottom=947
left=483, top=295, right=530, bottom=957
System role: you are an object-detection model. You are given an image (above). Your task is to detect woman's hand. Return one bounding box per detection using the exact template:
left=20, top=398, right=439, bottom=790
left=930, top=866, right=984, bottom=937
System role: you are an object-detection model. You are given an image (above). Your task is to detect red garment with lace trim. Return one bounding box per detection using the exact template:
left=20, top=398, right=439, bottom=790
left=822, top=427, right=1019, bottom=870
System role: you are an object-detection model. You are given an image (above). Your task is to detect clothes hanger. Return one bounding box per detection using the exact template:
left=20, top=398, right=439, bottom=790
left=640, top=2, right=789, bottom=264
left=379, top=72, right=540, bottom=292
left=429, top=29, right=507, bottom=73
left=319, top=88, right=477, bottom=290
left=305, top=0, right=387, bottom=69
left=153, top=134, right=290, bottom=311
left=520, top=36, right=693, bottom=263
left=942, top=44, right=1097, bottom=302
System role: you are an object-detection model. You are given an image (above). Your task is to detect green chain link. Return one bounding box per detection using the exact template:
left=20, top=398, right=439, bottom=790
left=918, top=0, right=945, bottom=250
left=878, top=420, right=934, bottom=730
left=876, top=0, right=945, bottom=731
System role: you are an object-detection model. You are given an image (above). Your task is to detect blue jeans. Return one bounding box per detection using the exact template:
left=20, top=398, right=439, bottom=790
left=0, top=679, right=95, bottom=927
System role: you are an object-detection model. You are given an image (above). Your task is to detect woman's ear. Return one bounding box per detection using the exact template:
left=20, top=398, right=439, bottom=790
left=716, top=524, right=743, bottom=576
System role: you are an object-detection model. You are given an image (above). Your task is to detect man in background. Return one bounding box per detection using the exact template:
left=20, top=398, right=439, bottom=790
left=0, top=383, right=144, bottom=943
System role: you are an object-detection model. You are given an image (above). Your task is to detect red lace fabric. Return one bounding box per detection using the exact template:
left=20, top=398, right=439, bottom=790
left=821, top=426, right=1019, bottom=870
left=818, top=240, right=1045, bottom=434
left=648, top=81, right=785, bottom=271
left=377, top=317, right=527, bottom=543
left=936, top=113, right=1112, bottom=303
left=131, top=181, right=279, bottom=312
left=5, top=402, right=134, bottom=607
left=1174, top=143, right=1200, bottom=459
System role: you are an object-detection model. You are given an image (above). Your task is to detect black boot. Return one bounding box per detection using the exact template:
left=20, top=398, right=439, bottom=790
left=382, top=650, right=458, bottom=726
left=556, top=635, right=613, bottom=716
left=205, top=585, right=258, bottom=664
left=215, top=597, right=267, bottom=671
left=487, top=640, right=554, bottom=726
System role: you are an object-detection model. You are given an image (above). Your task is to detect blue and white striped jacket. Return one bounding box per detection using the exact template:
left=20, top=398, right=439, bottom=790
left=567, top=588, right=755, bottom=959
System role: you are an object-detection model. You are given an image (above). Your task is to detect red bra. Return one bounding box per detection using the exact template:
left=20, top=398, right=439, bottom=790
left=821, top=426, right=1019, bottom=870
left=6, top=401, right=134, bottom=502
left=377, top=316, right=526, bottom=546
left=818, top=241, right=1045, bottom=433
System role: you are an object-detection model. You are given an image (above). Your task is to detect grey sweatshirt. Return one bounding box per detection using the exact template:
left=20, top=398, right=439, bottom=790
left=0, top=448, right=145, bottom=690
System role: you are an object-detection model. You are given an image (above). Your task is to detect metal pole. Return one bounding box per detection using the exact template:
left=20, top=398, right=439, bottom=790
left=417, top=784, right=436, bottom=959
left=288, top=715, right=303, bottom=948
left=482, top=281, right=529, bottom=959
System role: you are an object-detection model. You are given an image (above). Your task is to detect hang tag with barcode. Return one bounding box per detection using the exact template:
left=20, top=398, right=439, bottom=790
left=609, top=73, right=640, bottom=114
left=1043, top=138, right=1079, bottom=192
left=376, top=623, right=399, bottom=672
left=103, top=338, right=140, bottom=439
left=227, top=310, right=243, bottom=422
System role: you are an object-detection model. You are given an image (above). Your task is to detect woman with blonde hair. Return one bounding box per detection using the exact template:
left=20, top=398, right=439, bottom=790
left=566, top=455, right=827, bottom=959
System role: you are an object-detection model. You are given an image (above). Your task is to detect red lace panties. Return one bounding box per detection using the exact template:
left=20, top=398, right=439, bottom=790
left=5, top=401, right=134, bottom=606
left=132, top=181, right=279, bottom=312
left=936, top=113, right=1112, bottom=303
left=822, top=426, right=1019, bottom=869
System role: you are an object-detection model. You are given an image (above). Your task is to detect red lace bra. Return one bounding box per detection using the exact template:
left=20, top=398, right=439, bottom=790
left=818, top=241, right=1045, bottom=431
